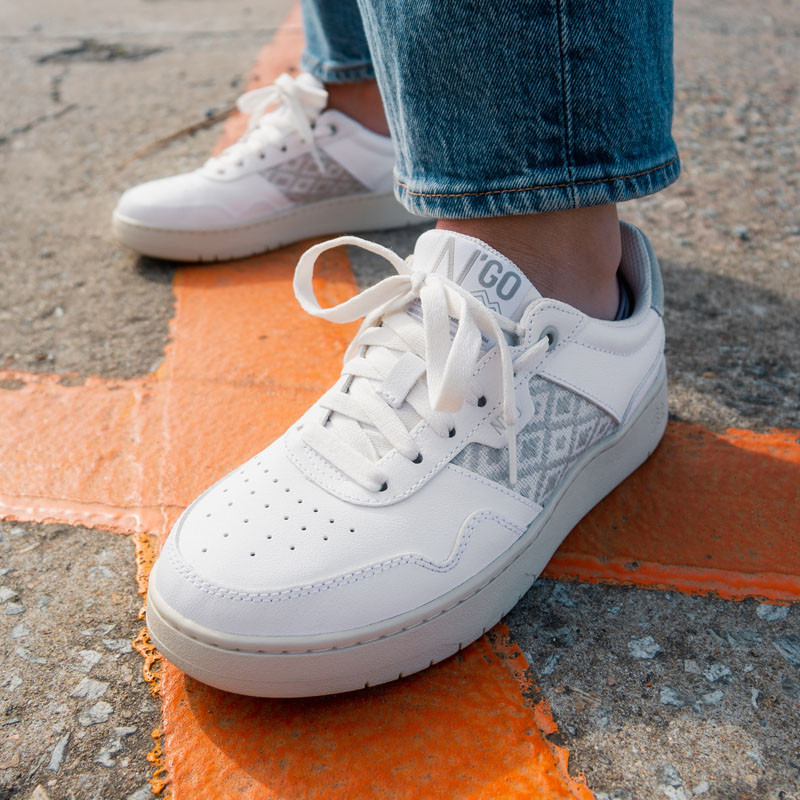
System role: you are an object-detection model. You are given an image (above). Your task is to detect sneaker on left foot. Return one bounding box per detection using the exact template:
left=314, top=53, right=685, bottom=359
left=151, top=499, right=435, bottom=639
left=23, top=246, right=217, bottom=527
left=113, top=72, right=419, bottom=261
left=146, top=221, right=668, bottom=697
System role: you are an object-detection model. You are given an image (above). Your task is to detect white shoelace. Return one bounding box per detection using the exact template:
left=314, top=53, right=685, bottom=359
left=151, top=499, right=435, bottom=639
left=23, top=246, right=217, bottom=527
left=208, top=73, right=329, bottom=172
left=293, top=237, right=551, bottom=492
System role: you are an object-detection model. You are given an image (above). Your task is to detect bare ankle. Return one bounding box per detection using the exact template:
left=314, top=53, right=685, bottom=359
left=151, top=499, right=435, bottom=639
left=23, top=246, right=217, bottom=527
left=325, top=79, right=390, bottom=137
left=437, top=205, right=622, bottom=320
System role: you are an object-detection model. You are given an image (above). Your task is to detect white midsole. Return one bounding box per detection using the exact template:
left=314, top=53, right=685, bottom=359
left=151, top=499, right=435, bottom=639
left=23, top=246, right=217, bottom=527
left=147, top=361, right=669, bottom=697
left=112, top=191, right=422, bottom=262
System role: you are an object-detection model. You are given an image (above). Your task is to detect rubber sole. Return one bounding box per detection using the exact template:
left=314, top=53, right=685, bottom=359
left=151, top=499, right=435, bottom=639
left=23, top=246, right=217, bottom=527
left=147, top=362, right=669, bottom=697
left=112, top=191, right=422, bottom=262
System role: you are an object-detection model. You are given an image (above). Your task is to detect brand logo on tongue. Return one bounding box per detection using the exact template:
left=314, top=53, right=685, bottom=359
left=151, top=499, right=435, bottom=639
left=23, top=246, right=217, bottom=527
left=430, top=235, right=524, bottom=317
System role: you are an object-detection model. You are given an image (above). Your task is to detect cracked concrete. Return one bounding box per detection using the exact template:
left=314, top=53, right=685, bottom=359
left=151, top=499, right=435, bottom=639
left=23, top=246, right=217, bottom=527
left=0, top=0, right=295, bottom=378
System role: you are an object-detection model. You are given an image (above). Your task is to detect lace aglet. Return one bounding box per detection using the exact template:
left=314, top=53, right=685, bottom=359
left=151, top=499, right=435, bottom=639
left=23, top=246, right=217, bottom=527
left=508, top=429, right=518, bottom=485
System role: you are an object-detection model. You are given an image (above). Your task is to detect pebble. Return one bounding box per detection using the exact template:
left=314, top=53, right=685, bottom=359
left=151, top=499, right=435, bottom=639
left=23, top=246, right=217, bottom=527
left=70, top=677, right=109, bottom=701
left=30, top=787, right=52, bottom=800
left=540, top=653, right=560, bottom=676
left=103, top=638, right=133, bottom=654
left=657, top=763, right=684, bottom=787
left=11, top=623, right=30, bottom=639
left=1, top=674, right=22, bottom=693
left=47, top=733, right=70, bottom=772
left=724, top=629, right=762, bottom=648
left=0, top=585, right=19, bottom=602
left=36, top=595, right=52, bottom=609
left=89, top=565, right=116, bottom=580
left=4, top=602, right=26, bottom=615
left=772, top=635, right=800, bottom=666
left=82, top=622, right=115, bottom=637
left=78, top=700, right=113, bottom=727
left=684, top=659, right=702, bottom=674
left=15, top=646, right=46, bottom=665
left=73, top=649, right=102, bottom=673
left=756, top=604, right=789, bottom=622
left=660, top=687, right=689, bottom=707
left=692, top=782, right=710, bottom=795
left=703, top=663, right=732, bottom=683
left=700, top=689, right=724, bottom=706
left=549, top=582, right=576, bottom=608
left=628, top=636, right=662, bottom=659
left=750, top=688, right=760, bottom=709
left=657, top=763, right=690, bottom=800
left=542, top=625, right=574, bottom=646
left=733, top=225, right=751, bottom=240
left=94, top=726, right=137, bottom=768
left=747, top=749, right=764, bottom=768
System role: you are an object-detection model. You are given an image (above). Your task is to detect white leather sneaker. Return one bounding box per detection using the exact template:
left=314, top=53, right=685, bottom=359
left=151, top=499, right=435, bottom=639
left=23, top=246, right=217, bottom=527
left=112, top=73, right=419, bottom=261
left=146, top=221, right=668, bottom=697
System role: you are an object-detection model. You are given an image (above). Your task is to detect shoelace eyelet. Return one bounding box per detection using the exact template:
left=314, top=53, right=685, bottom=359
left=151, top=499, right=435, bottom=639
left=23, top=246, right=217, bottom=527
left=542, top=326, right=559, bottom=350
left=328, top=124, right=337, bottom=135
left=379, top=481, right=388, bottom=492
left=259, top=153, right=265, bottom=159
left=280, top=145, right=287, bottom=152
left=412, top=453, right=423, bottom=464
left=448, top=427, right=456, bottom=438
left=477, top=395, right=487, bottom=407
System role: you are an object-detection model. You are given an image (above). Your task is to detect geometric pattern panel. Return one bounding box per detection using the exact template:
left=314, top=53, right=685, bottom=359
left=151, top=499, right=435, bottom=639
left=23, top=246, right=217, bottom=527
left=451, top=376, right=617, bottom=506
left=262, top=150, right=367, bottom=204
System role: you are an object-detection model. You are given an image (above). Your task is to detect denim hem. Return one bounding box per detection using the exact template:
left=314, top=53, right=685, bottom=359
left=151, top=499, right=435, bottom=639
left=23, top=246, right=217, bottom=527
left=394, top=154, right=681, bottom=219
left=299, top=51, right=375, bottom=83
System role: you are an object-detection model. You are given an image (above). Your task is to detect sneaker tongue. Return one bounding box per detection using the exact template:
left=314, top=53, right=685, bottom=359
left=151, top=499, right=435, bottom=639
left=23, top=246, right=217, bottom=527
left=412, top=229, right=540, bottom=322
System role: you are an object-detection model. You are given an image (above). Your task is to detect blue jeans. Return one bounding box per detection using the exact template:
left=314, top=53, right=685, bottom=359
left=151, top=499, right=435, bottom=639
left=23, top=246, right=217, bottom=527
left=300, top=0, right=679, bottom=218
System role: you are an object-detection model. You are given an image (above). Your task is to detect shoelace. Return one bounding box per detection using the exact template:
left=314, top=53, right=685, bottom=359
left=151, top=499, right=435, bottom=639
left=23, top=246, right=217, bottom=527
left=209, top=73, right=329, bottom=172
left=293, top=237, right=551, bottom=492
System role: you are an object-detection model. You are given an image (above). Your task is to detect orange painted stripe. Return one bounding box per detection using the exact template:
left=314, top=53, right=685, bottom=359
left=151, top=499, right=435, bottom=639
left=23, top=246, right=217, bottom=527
left=161, top=626, right=592, bottom=800
left=549, top=422, right=800, bottom=601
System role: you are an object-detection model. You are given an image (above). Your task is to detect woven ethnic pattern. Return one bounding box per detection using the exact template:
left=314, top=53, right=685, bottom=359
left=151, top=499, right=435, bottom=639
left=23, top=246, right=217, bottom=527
left=451, top=377, right=617, bottom=505
left=262, top=151, right=367, bottom=203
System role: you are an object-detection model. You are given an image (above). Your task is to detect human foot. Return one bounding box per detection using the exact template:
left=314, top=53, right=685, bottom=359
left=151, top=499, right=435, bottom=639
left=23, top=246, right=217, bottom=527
left=146, top=222, right=667, bottom=697
left=112, top=73, right=418, bottom=262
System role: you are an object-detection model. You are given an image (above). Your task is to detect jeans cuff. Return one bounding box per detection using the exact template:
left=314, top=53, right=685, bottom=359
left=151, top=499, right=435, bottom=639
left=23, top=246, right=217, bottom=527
left=300, top=51, right=376, bottom=83
left=394, top=154, right=681, bottom=218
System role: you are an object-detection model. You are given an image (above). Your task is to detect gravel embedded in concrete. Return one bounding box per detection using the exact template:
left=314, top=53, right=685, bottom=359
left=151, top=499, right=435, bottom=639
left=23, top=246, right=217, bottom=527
left=507, top=579, right=800, bottom=800
left=0, top=521, right=159, bottom=800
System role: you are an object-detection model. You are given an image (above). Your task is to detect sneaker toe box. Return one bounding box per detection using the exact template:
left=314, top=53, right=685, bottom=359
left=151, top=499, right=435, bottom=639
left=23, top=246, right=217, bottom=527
left=148, top=443, right=529, bottom=642
left=114, top=171, right=283, bottom=230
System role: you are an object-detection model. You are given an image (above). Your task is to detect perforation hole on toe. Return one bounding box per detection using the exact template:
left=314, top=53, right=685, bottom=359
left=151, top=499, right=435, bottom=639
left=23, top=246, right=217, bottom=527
left=187, top=465, right=373, bottom=574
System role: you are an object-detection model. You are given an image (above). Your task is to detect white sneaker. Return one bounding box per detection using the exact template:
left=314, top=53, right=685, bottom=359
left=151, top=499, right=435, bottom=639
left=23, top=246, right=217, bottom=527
left=112, top=73, right=419, bottom=261
left=146, top=222, right=668, bottom=697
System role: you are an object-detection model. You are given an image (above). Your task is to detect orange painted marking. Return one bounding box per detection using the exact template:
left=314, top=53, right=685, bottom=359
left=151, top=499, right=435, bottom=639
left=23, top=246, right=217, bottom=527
left=161, top=626, right=591, bottom=800
left=0, top=3, right=798, bottom=797
left=548, top=423, right=800, bottom=601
